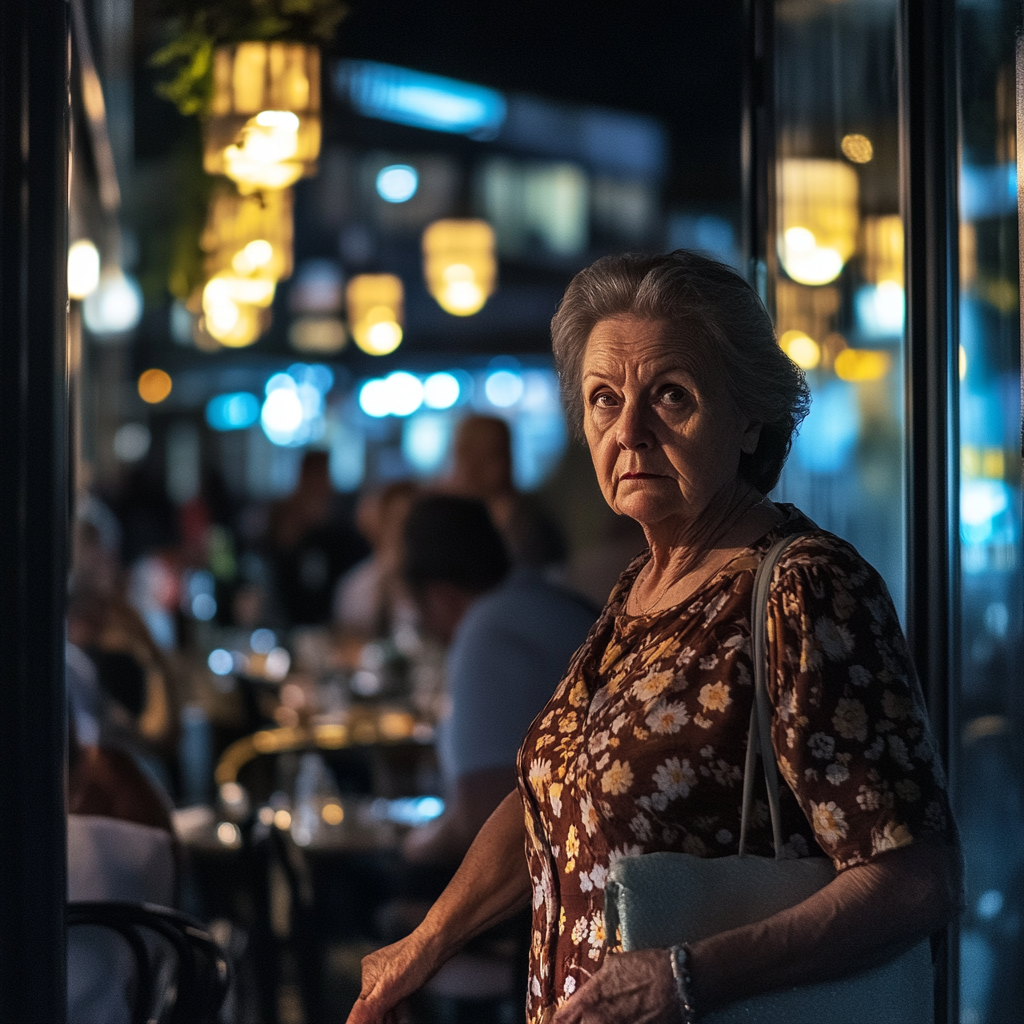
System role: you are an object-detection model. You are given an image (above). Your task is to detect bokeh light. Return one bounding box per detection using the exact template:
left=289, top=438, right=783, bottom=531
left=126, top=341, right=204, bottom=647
left=138, top=369, right=173, bottom=404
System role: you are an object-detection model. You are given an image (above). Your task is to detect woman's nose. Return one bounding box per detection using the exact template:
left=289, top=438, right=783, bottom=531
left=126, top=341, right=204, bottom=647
left=616, top=401, right=653, bottom=450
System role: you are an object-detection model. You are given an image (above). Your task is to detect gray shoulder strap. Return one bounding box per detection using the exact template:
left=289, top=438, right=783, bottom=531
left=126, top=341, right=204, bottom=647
left=738, top=533, right=806, bottom=859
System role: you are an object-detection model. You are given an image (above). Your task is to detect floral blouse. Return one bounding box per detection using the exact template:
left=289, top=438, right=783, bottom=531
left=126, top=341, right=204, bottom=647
left=515, top=505, right=955, bottom=1024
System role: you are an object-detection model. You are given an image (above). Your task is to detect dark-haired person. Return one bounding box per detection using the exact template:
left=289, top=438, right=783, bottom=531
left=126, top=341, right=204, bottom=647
left=348, top=252, right=961, bottom=1024
left=400, top=494, right=598, bottom=865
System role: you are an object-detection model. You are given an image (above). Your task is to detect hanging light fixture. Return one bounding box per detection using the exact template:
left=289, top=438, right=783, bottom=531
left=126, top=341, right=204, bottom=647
left=201, top=184, right=294, bottom=281
left=346, top=274, right=404, bottom=355
left=422, top=219, right=496, bottom=316
left=777, top=159, right=859, bottom=286
left=204, top=42, right=321, bottom=193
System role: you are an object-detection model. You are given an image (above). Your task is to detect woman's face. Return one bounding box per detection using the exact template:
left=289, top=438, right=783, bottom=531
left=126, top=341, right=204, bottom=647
left=581, top=316, right=761, bottom=531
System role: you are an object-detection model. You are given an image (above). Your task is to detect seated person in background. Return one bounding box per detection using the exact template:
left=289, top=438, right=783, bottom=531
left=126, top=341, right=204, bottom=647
left=268, top=450, right=368, bottom=626
left=399, top=495, right=599, bottom=866
left=334, top=480, right=419, bottom=638
left=68, top=724, right=177, bottom=1024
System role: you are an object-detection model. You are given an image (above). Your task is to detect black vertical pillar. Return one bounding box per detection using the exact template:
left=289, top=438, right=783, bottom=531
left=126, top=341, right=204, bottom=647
left=0, top=0, right=70, bottom=1020
left=898, top=1, right=960, bottom=1022
left=742, top=0, right=775, bottom=309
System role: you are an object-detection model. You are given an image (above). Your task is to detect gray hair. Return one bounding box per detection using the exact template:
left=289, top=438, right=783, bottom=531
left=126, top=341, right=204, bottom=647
left=550, top=250, right=810, bottom=493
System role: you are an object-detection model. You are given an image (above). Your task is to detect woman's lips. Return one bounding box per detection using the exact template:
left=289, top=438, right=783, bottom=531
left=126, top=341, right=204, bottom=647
left=619, top=471, right=663, bottom=479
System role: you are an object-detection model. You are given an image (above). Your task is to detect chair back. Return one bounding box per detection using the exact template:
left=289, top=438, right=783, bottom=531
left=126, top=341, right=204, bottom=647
left=67, top=901, right=230, bottom=1024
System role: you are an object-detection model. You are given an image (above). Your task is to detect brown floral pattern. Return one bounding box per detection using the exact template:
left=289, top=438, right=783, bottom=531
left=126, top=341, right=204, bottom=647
left=515, top=506, right=954, bottom=1023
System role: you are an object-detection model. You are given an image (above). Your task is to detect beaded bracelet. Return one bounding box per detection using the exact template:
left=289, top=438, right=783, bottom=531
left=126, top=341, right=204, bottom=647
left=669, top=944, right=698, bottom=1024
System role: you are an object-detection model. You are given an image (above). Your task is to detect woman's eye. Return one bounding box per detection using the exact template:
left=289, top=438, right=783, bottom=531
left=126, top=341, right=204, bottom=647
left=592, top=391, right=617, bottom=408
left=660, top=386, right=690, bottom=406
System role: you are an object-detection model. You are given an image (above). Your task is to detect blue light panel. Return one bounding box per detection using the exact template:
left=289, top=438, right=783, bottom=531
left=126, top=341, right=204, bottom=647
left=335, top=60, right=507, bottom=139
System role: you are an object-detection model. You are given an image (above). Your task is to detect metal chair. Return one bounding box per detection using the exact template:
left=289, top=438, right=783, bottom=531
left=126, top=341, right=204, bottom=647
left=67, top=901, right=230, bottom=1024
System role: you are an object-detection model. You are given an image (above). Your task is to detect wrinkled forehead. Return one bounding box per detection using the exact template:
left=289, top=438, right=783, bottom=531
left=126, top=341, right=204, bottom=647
left=583, top=315, right=724, bottom=393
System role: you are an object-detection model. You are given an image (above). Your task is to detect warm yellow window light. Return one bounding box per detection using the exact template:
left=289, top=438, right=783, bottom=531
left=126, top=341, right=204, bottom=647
left=777, top=158, right=859, bottom=286
left=862, top=215, right=903, bottom=286
left=68, top=239, right=101, bottom=299
left=834, top=348, right=891, bottom=382
left=204, top=43, right=321, bottom=193
left=779, top=329, right=821, bottom=369
left=841, top=133, right=874, bottom=164
left=138, top=368, right=172, bottom=404
left=422, top=219, right=497, bottom=316
left=201, top=275, right=270, bottom=348
left=347, top=274, right=404, bottom=355
left=202, top=185, right=294, bottom=283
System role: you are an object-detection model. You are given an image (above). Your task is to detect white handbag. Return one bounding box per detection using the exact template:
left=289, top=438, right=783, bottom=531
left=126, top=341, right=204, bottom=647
left=604, top=534, right=934, bottom=1024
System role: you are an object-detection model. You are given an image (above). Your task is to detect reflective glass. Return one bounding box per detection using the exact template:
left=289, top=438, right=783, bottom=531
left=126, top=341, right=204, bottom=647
left=772, top=0, right=906, bottom=617
left=955, top=3, right=1024, bottom=1021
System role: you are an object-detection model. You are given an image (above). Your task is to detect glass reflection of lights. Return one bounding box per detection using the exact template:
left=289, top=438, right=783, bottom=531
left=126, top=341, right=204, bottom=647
left=113, top=423, right=151, bottom=463
left=781, top=227, right=844, bottom=286
left=67, top=240, right=100, bottom=299
left=793, top=381, right=860, bottom=474
left=485, top=369, right=524, bottom=407
left=138, top=369, right=173, bottom=404
left=250, top=628, right=276, bottom=654
left=376, top=164, right=419, bottom=203
left=833, top=349, right=891, bottom=383
left=347, top=274, right=404, bottom=355
left=855, top=282, right=905, bottom=339
left=83, top=269, right=143, bottom=335
left=337, top=60, right=507, bottom=139
left=208, top=649, right=234, bottom=676
left=423, top=371, right=461, bottom=409
left=779, top=330, right=821, bottom=370
left=206, top=392, right=260, bottom=431
left=961, top=480, right=1011, bottom=545
left=840, top=133, right=873, bottom=164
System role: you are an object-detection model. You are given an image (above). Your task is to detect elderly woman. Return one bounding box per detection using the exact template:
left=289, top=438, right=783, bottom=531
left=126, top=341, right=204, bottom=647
left=347, top=252, right=961, bottom=1024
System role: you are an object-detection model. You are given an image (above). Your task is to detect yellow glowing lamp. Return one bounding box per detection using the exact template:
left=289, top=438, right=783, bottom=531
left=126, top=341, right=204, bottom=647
left=347, top=274, right=404, bottom=355
left=862, top=215, right=903, bottom=287
left=202, top=185, right=294, bottom=283
left=779, top=330, right=821, bottom=370
left=138, top=368, right=172, bottom=404
left=422, top=219, right=497, bottom=316
left=201, top=275, right=271, bottom=348
left=834, top=348, right=891, bottom=382
left=777, top=159, right=859, bottom=286
left=204, top=43, right=321, bottom=193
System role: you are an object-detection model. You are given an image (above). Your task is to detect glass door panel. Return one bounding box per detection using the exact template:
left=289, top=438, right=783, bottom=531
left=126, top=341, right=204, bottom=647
left=955, top=4, right=1024, bottom=1021
left=771, top=0, right=906, bottom=619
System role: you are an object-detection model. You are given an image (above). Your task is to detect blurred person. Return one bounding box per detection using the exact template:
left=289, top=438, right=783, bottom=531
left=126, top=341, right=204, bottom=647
left=68, top=516, right=180, bottom=761
left=68, top=720, right=177, bottom=1024
left=334, top=480, right=419, bottom=637
left=398, top=495, right=598, bottom=867
left=267, top=450, right=367, bottom=626
left=446, top=414, right=569, bottom=571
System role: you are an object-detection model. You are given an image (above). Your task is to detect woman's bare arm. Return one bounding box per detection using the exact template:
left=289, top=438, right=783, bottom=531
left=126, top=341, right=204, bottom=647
left=688, top=836, right=962, bottom=1011
left=347, top=790, right=531, bottom=1024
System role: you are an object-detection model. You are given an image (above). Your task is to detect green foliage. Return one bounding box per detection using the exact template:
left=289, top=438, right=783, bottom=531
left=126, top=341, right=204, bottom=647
left=151, top=0, right=347, bottom=118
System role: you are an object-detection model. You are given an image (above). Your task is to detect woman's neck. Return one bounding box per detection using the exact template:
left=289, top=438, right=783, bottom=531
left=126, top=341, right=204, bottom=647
left=628, top=485, right=782, bottom=615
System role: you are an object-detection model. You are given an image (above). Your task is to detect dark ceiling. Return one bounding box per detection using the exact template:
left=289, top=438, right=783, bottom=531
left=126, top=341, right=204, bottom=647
left=328, top=0, right=745, bottom=203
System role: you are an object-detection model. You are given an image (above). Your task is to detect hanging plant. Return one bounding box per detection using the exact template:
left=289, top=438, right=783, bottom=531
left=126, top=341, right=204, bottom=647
left=151, top=0, right=348, bottom=118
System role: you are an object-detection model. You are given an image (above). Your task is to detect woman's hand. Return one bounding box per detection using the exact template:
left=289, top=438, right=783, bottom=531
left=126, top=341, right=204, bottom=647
left=346, top=928, right=443, bottom=1024
left=552, top=949, right=680, bottom=1024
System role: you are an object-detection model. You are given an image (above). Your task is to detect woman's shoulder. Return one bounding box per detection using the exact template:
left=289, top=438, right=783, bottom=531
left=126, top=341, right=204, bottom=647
left=763, top=505, right=899, bottom=618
